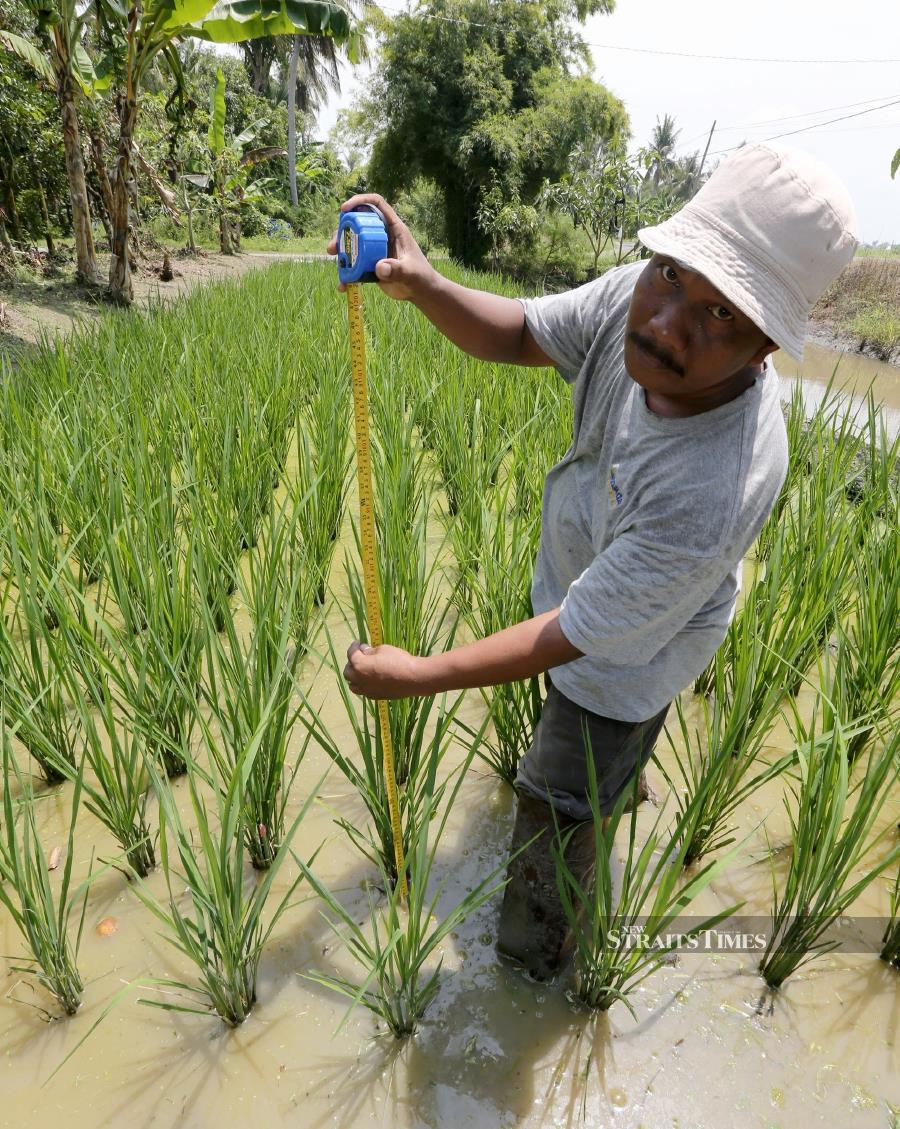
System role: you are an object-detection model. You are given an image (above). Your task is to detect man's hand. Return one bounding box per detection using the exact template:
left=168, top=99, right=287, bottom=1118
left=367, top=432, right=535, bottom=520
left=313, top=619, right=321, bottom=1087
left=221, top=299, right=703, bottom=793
left=343, top=640, right=427, bottom=699
left=327, top=193, right=438, bottom=302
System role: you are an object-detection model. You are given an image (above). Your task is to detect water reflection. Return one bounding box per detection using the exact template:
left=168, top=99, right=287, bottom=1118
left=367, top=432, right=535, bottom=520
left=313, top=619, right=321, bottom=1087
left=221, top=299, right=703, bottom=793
left=774, top=341, right=900, bottom=437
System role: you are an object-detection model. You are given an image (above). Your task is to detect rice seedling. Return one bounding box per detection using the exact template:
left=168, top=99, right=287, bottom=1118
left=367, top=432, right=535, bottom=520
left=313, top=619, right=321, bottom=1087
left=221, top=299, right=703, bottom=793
left=756, top=380, right=863, bottom=563
left=758, top=702, right=899, bottom=990
left=0, top=721, right=89, bottom=1017
left=339, top=375, right=455, bottom=789
left=456, top=477, right=543, bottom=784
left=102, top=529, right=204, bottom=780
left=290, top=418, right=351, bottom=607
left=695, top=462, right=858, bottom=716
left=135, top=547, right=205, bottom=780
left=297, top=625, right=465, bottom=884
left=293, top=338, right=353, bottom=568
left=829, top=523, right=899, bottom=764
left=52, top=609, right=157, bottom=877
left=0, top=527, right=81, bottom=784
left=418, top=372, right=511, bottom=603
left=197, top=498, right=310, bottom=870
left=101, top=426, right=182, bottom=638
left=659, top=689, right=794, bottom=868
left=661, top=568, right=801, bottom=866
left=49, top=404, right=113, bottom=587
left=846, top=391, right=900, bottom=509
left=554, top=728, right=744, bottom=1015
left=128, top=702, right=323, bottom=1026
left=296, top=746, right=509, bottom=1038
left=881, top=865, right=900, bottom=968
left=187, top=489, right=242, bottom=634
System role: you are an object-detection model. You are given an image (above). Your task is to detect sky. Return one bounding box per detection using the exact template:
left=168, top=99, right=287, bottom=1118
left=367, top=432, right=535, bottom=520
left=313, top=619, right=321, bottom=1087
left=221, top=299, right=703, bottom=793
left=316, top=0, right=900, bottom=244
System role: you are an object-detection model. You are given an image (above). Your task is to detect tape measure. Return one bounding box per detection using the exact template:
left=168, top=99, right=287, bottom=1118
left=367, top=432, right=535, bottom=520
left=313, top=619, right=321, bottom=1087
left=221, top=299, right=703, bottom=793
left=338, top=205, right=389, bottom=284
left=341, top=206, right=407, bottom=897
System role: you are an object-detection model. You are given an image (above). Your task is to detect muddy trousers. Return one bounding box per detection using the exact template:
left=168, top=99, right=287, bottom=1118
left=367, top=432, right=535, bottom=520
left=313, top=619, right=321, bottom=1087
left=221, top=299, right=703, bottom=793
left=496, top=673, right=669, bottom=981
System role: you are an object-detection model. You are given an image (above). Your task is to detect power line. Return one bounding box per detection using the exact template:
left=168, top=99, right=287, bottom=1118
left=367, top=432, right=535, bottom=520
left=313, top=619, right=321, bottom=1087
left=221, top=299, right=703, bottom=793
left=710, top=96, right=900, bottom=154
left=680, top=93, right=900, bottom=146
left=377, top=3, right=900, bottom=65
left=590, top=43, right=899, bottom=65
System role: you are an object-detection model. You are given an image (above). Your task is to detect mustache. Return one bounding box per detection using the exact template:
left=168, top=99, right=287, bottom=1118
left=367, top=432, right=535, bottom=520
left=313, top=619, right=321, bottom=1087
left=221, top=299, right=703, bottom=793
left=628, top=331, right=685, bottom=378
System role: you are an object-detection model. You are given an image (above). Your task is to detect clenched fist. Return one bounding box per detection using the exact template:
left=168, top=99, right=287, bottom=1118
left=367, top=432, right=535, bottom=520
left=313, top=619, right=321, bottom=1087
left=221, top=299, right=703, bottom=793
left=342, top=640, right=429, bottom=699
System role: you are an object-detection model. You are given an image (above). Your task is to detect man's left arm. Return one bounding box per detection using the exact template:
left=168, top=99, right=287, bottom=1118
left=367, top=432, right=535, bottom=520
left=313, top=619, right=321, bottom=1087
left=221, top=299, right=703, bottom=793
left=343, top=608, right=584, bottom=699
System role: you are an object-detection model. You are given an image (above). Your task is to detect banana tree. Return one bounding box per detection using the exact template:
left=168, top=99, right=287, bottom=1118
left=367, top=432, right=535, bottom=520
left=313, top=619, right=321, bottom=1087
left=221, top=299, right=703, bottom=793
left=1, top=8, right=106, bottom=285
left=96, top=0, right=360, bottom=305
left=206, top=67, right=286, bottom=254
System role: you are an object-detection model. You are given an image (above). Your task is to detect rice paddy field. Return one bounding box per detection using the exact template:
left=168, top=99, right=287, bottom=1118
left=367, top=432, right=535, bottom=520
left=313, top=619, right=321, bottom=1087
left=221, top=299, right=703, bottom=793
left=0, top=261, right=897, bottom=1128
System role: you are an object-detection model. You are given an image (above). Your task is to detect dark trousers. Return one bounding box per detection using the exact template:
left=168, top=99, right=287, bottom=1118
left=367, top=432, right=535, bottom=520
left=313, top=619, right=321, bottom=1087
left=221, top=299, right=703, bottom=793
left=514, top=672, right=670, bottom=821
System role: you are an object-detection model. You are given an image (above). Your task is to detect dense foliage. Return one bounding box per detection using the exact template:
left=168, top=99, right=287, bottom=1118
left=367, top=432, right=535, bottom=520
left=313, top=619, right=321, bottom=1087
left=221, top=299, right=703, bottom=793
left=1, top=0, right=704, bottom=296
left=362, top=0, right=628, bottom=266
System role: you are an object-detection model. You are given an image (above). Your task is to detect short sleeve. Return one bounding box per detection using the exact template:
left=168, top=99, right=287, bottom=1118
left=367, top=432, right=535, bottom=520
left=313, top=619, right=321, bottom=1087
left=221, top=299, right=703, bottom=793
left=517, top=273, right=618, bottom=384
left=557, top=530, right=729, bottom=667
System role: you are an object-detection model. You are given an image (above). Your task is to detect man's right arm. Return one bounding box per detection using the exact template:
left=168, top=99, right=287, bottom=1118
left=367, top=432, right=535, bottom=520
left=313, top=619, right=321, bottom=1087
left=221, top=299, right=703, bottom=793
left=328, top=193, right=553, bottom=368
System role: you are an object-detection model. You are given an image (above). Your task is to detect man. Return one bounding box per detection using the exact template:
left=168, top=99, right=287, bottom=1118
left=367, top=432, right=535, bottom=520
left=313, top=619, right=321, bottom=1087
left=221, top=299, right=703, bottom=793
left=331, top=143, right=858, bottom=980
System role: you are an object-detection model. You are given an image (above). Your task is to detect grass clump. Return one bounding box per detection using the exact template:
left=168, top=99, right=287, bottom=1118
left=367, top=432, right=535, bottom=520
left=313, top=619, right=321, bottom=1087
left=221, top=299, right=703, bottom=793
left=555, top=732, right=743, bottom=1015
left=759, top=701, right=899, bottom=990
left=297, top=750, right=508, bottom=1038
left=814, top=256, right=900, bottom=357
left=457, top=478, right=543, bottom=785
left=0, top=724, right=90, bottom=1017
left=130, top=711, right=322, bottom=1025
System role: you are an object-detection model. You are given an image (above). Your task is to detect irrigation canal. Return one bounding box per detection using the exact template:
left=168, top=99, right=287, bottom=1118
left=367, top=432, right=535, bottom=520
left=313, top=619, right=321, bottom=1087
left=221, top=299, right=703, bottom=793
left=776, top=341, right=900, bottom=437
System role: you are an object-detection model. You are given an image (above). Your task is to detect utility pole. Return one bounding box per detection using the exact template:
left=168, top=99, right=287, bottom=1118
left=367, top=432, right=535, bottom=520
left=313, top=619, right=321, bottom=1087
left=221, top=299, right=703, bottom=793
left=698, top=120, right=717, bottom=181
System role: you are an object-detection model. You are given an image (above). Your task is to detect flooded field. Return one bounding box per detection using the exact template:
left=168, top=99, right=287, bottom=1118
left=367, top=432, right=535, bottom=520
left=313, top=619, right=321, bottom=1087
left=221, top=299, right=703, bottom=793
left=775, top=342, right=900, bottom=436
left=0, top=268, right=896, bottom=1129
left=1, top=549, right=896, bottom=1129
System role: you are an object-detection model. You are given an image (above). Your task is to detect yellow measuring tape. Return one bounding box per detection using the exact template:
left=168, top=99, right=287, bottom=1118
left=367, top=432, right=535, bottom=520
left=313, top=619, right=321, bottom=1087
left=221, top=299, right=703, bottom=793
left=346, top=282, right=408, bottom=898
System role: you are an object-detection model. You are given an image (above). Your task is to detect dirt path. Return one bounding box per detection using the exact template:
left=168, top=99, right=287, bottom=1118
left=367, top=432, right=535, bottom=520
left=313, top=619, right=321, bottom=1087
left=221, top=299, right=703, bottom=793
left=0, top=249, right=320, bottom=363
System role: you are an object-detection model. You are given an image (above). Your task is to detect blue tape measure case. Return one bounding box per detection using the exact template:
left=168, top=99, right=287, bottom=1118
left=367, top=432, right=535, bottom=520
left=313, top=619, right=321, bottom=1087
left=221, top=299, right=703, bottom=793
left=337, top=206, right=389, bottom=283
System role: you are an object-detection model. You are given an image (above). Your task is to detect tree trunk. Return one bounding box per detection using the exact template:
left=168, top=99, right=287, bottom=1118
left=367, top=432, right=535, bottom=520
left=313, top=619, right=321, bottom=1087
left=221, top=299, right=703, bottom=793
left=287, top=36, right=299, bottom=208
left=218, top=200, right=232, bottom=255
left=182, top=181, right=196, bottom=253
left=247, top=40, right=275, bottom=95
left=38, top=184, right=55, bottom=256
left=56, top=40, right=102, bottom=286
left=4, top=176, right=23, bottom=244
left=90, top=132, right=116, bottom=239
left=109, top=87, right=138, bottom=306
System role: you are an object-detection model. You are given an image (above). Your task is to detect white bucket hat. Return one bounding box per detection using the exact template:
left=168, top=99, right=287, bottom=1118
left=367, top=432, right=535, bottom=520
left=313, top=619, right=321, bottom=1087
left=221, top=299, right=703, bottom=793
left=637, top=143, right=859, bottom=360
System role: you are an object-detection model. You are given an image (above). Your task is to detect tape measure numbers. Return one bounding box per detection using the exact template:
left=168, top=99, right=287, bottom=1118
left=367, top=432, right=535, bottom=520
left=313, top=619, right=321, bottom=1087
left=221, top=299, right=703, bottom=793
left=338, top=207, right=406, bottom=894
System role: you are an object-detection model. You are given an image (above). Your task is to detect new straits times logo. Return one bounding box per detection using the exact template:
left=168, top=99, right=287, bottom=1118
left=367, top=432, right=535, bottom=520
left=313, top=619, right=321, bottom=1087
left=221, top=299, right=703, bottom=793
left=607, top=917, right=892, bottom=954
left=611, top=925, right=767, bottom=952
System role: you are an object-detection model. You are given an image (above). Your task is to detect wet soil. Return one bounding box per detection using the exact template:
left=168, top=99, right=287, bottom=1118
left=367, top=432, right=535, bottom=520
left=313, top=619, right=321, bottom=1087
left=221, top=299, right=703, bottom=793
left=0, top=501, right=896, bottom=1129
left=0, top=263, right=896, bottom=1127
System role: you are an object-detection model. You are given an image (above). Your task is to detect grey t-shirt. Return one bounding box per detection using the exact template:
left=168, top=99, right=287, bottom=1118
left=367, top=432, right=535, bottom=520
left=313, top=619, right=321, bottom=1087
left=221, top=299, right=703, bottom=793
left=519, top=261, right=788, bottom=722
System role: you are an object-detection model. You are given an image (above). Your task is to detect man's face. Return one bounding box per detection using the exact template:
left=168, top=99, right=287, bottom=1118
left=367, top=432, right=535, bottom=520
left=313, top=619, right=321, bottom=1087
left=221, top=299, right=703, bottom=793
left=624, top=255, right=777, bottom=414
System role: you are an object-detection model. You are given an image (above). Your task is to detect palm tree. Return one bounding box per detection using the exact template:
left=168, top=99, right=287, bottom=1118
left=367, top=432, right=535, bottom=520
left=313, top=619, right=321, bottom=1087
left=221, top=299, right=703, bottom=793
left=647, top=113, right=680, bottom=191
left=279, top=2, right=373, bottom=208
left=240, top=36, right=279, bottom=95
left=284, top=34, right=339, bottom=206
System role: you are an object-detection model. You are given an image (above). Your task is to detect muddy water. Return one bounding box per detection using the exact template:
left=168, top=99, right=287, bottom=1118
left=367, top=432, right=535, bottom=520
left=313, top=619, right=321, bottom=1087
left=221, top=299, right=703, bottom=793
left=1, top=461, right=898, bottom=1128
left=775, top=341, right=900, bottom=436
